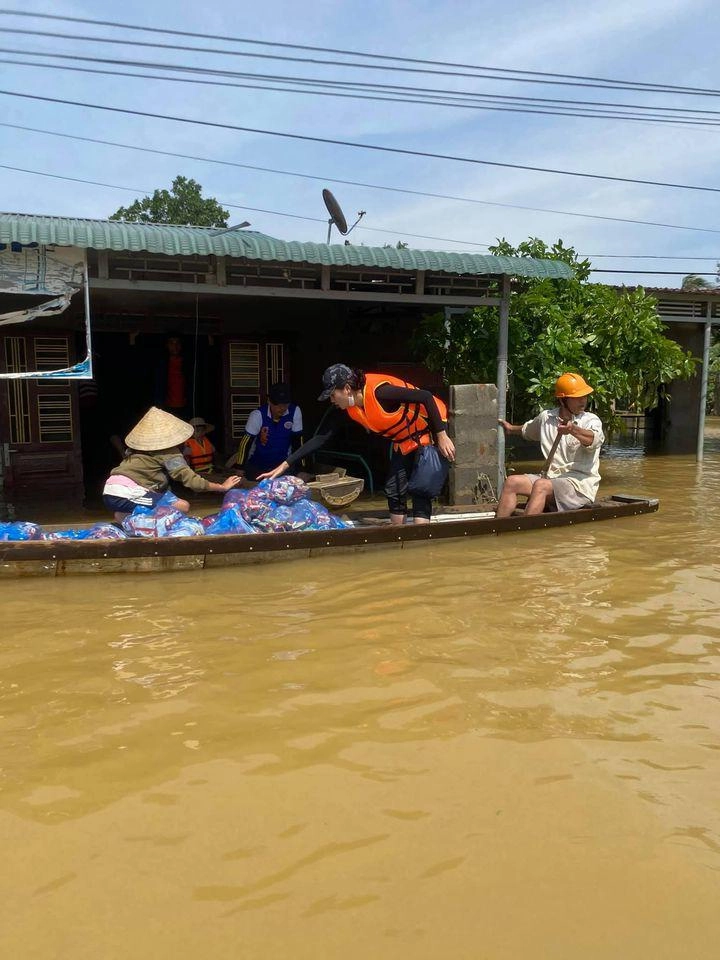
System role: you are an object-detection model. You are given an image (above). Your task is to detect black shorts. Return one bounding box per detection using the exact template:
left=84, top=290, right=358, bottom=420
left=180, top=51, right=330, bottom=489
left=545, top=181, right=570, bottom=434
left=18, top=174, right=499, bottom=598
left=103, top=490, right=166, bottom=515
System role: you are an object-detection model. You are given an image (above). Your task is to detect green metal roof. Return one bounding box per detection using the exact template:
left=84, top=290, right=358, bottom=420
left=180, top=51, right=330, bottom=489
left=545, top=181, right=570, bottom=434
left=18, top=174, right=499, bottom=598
left=0, top=212, right=574, bottom=280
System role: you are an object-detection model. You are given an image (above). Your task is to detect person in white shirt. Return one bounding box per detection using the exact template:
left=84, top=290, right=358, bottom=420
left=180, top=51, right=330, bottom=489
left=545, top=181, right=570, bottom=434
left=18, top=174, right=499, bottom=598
left=496, top=372, right=604, bottom=518
left=225, top=382, right=304, bottom=479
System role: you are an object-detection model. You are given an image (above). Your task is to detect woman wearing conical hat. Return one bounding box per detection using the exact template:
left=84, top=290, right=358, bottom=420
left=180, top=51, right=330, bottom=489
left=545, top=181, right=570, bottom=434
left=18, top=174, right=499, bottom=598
left=102, top=407, right=241, bottom=522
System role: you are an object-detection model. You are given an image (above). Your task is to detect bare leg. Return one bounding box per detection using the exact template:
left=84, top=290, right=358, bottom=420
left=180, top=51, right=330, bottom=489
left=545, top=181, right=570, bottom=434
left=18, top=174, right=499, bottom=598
left=523, top=478, right=555, bottom=516
left=390, top=513, right=406, bottom=526
left=174, top=499, right=191, bottom=514
left=495, top=475, right=534, bottom=518
left=413, top=516, right=431, bottom=525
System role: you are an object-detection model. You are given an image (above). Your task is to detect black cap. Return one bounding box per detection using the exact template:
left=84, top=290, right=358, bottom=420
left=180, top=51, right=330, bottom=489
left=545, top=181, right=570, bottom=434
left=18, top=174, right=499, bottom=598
left=268, top=381, right=291, bottom=404
left=318, top=363, right=354, bottom=401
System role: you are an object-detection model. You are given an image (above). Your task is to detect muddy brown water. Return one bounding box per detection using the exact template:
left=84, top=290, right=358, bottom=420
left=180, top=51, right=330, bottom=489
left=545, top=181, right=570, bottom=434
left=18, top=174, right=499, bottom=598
left=2, top=438, right=720, bottom=959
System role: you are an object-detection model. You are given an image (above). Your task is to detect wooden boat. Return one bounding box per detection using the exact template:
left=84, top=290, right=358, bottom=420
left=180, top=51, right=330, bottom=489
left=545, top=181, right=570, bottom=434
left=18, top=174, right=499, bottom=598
left=0, top=494, right=658, bottom=578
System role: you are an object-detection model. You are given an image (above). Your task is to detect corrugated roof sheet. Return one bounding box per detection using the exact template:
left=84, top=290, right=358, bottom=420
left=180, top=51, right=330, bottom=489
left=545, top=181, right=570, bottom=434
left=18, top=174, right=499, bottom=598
left=0, top=212, right=574, bottom=280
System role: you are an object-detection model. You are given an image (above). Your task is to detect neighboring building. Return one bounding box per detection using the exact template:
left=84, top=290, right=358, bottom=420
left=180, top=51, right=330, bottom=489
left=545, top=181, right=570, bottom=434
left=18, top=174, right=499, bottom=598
left=0, top=213, right=571, bottom=506
left=617, top=287, right=720, bottom=456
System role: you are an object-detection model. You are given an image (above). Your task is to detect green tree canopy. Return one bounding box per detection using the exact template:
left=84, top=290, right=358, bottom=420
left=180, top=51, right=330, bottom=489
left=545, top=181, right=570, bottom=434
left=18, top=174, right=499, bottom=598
left=413, top=237, right=697, bottom=431
left=681, top=274, right=713, bottom=291
left=109, top=176, right=229, bottom=227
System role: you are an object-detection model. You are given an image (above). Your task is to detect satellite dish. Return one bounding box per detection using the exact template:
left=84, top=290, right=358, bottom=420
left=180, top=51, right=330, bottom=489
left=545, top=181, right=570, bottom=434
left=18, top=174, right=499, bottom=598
left=323, top=189, right=348, bottom=235
left=322, top=189, right=366, bottom=244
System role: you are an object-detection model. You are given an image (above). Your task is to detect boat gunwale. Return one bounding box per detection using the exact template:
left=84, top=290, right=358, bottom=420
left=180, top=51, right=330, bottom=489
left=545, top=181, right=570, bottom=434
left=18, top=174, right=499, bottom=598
left=0, top=495, right=659, bottom=563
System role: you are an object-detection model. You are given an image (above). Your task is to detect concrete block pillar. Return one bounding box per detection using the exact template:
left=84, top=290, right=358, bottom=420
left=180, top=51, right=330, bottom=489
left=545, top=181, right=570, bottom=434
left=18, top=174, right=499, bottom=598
left=448, top=383, right=498, bottom=505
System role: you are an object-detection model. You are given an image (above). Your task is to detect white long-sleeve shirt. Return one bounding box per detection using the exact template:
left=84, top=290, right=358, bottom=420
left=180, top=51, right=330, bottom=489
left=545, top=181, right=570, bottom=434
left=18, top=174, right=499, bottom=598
left=522, top=407, right=604, bottom=502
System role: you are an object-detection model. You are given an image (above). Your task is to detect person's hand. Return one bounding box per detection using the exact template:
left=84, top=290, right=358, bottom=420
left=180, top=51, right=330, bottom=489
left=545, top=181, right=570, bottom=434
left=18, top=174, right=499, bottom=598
left=256, top=461, right=289, bottom=481
left=436, top=431, right=456, bottom=462
left=221, top=475, right=242, bottom=490
left=497, top=419, right=513, bottom=433
left=556, top=418, right=574, bottom=436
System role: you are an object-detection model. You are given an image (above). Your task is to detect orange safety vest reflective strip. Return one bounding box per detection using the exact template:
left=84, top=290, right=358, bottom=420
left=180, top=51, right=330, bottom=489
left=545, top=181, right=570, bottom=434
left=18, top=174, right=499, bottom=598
left=346, top=373, right=447, bottom=455
left=184, top=436, right=214, bottom=472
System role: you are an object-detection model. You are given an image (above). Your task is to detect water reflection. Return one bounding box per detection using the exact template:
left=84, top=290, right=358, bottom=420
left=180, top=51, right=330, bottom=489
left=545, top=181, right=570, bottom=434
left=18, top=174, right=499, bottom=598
left=1, top=449, right=720, bottom=957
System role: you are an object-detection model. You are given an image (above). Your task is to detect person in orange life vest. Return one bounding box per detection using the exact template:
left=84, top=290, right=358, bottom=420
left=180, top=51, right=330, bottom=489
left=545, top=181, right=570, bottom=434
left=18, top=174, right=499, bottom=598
left=258, top=364, right=455, bottom=525
left=225, top=382, right=304, bottom=480
left=183, top=417, right=217, bottom=474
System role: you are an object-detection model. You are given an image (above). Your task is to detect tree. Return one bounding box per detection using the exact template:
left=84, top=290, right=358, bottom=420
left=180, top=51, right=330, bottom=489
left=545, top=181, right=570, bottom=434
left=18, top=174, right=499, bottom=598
left=109, top=176, right=229, bottom=227
left=413, top=237, right=697, bottom=432
left=682, top=274, right=712, bottom=291
left=709, top=336, right=720, bottom=416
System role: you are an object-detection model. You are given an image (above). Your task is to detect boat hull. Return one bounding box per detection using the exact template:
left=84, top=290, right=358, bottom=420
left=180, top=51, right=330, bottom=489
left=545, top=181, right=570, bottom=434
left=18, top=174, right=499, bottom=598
left=0, top=495, right=659, bottom=578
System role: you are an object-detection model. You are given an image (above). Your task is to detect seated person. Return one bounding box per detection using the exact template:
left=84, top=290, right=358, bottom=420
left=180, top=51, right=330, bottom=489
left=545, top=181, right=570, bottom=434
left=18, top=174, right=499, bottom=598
left=496, top=372, right=604, bottom=518
left=225, top=382, right=303, bottom=480
left=183, top=417, right=218, bottom=474
left=102, top=407, right=240, bottom=522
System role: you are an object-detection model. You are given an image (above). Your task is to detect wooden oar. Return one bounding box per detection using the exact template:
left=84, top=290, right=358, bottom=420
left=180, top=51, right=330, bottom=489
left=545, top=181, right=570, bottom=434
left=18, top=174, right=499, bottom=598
left=539, top=420, right=567, bottom=478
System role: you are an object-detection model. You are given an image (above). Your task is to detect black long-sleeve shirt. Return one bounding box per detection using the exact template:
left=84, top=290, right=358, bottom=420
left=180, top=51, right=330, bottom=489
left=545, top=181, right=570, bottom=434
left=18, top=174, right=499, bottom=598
left=286, top=385, right=447, bottom=468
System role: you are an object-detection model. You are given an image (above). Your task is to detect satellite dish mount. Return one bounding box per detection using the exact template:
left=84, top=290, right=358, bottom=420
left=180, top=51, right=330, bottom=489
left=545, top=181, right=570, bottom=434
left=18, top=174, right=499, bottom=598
left=323, top=188, right=365, bottom=244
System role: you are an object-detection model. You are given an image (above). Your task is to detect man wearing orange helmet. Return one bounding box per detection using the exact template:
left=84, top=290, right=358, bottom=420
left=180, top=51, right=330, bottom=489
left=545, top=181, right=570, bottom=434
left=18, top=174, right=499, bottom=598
left=496, top=372, right=604, bottom=518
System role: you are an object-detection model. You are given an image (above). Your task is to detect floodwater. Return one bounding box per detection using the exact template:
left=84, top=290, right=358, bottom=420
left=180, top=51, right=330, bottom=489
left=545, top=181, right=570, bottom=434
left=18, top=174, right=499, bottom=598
left=2, top=437, right=720, bottom=959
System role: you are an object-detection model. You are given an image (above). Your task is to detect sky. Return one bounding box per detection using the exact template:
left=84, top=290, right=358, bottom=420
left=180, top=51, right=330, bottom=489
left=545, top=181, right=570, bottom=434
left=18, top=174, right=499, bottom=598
left=1, top=0, right=720, bottom=285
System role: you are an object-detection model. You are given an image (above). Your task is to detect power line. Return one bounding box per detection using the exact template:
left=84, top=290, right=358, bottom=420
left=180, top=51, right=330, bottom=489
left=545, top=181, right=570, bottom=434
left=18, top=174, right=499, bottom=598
left=584, top=254, right=719, bottom=260
left=3, top=120, right=720, bottom=236
left=2, top=88, right=720, bottom=195
left=2, top=9, right=720, bottom=98
left=0, top=161, right=496, bottom=247
left=590, top=269, right=718, bottom=275
left=3, top=160, right=717, bottom=266
left=6, top=42, right=720, bottom=121
left=5, top=52, right=720, bottom=131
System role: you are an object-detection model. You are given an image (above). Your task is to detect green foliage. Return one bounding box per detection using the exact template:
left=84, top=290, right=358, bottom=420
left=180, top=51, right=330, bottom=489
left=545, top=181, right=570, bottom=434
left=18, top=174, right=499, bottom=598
left=681, top=274, right=713, bottom=291
left=109, top=176, right=229, bottom=227
left=413, top=237, right=697, bottom=432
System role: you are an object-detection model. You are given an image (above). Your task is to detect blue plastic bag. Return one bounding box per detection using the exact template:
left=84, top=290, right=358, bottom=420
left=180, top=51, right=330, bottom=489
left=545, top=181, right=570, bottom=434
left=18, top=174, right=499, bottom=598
left=165, top=517, right=205, bottom=538
left=407, top=445, right=449, bottom=499
left=0, top=521, right=46, bottom=541
left=286, top=500, right=348, bottom=531
left=221, top=488, right=248, bottom=511
left=46, top=523, right=129, bottom=541
left=204, top=504, right=255, bottom=536
left=84, top=523, right=128, bottom=540
left=122, top=506, right=185, bottom=538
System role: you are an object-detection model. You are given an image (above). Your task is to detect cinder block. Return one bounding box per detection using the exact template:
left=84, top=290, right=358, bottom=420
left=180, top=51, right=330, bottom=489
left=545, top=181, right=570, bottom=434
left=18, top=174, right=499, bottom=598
left=448, top=384, right=499, bottom=505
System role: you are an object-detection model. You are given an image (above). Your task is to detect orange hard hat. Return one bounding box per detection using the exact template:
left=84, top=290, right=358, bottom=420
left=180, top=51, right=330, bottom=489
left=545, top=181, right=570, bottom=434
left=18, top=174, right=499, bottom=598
left=554, top=372, right=594, bottom=398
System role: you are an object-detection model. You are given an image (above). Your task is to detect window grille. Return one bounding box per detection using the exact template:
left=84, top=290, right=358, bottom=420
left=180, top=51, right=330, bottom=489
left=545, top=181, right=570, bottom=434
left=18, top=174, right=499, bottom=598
left=229, top=342, right=260, bottom=390
left=4, top=336, right=31, bottom=443
left=37, top=394, right=73, bottom=442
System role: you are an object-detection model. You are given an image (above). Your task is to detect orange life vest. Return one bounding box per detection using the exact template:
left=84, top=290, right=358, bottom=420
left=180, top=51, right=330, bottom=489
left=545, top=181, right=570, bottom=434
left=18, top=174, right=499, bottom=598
left=184, top=436, right=214, bottom=473
left=346, top=373, right=447, bottom=455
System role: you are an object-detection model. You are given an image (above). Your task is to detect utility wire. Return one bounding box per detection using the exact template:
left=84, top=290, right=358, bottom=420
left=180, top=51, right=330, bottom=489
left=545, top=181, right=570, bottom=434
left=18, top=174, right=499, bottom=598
left=0, top=55, right=696, bottom=126
left=0, top=161, right=497, bottom=248
left=5, top=44, right=720, bottom=120
left=2, top=10, right=720, bottom=98
left=2, top=88, right=720, bottom=195
left=4, top=52, right=720, bottom=130
left=3, top=120, right=720, bottom=236
left=590, top=269, right=719, bottom=275
left=5, top=159, right=713, bottom=271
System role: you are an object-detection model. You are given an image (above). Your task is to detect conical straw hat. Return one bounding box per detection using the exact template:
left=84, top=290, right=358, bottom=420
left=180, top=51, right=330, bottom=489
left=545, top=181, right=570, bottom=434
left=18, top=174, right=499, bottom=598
left=125, top=407, right=194, bottom=451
